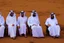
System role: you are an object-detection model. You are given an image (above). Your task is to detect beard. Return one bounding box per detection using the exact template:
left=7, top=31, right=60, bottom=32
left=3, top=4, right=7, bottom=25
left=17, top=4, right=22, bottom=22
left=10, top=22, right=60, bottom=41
left=51, top=17, right=54, bottom=19
left=33, top=14, right=36, bottom=17
left=21, top=15, right=24, bottom=17
left=10, top=14, right=13, bottom=17
left=21, top=14, right=24, bottom=17
left=10, top=13, right=14, bottom=17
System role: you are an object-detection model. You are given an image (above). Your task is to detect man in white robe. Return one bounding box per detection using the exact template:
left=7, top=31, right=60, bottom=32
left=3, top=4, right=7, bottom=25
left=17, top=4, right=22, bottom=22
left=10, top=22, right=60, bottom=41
left=17, top=11, right=27, bottom=37
left=27, top=10, right=44, bottom=38
left=45, top=13, right=60, bottom=38
left=0, top=12, right=5, bottom=38
left=6, top=10, right=16, bottom=39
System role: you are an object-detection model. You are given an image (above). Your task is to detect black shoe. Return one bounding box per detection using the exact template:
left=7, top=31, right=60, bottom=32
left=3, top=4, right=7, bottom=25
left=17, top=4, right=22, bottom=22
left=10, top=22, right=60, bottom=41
left=55, top=36, right=59, bottom=38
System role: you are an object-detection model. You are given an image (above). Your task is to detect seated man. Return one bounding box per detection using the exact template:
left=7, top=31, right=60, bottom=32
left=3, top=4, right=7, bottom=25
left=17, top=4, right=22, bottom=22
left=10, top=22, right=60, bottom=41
left=45, top=12, right=60, bottom=38
left=6, top=10, right=16, bottom=39
left=17, top=11, right=27, bottom=37
left=27, top=10, right=44, bottom=38
left=0, top=12, right=5, bottom=38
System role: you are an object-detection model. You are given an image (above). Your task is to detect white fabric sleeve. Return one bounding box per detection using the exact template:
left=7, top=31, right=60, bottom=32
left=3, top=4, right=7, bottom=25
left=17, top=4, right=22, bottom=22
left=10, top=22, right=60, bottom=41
left=13, top=17, right=16, bottom=25
left=45, top=19, right=49, bottom=26
left=55, top=19, right=58, bottom=24
left=17, top=17, right=20, bottom=26
left=27, top=18, right=32, bottom=27
left=1, top=17, right=5, bottom=25
left=6, top=16, right=9, bottom=25
left=38, top=18, right=40, bottom=25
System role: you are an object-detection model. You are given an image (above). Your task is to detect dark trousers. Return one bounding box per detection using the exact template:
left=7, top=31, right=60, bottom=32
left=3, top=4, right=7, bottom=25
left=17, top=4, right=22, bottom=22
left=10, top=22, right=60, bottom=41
left=27, top=26, right=32, bottom=36
left=46, top=26, right=49, bottom=36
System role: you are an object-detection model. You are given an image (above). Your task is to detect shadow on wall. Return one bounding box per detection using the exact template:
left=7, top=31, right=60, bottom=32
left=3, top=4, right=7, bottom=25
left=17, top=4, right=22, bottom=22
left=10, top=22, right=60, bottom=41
left=59, top=24, right=64, bottom=38
left=60, top=24, right=64, bottom=33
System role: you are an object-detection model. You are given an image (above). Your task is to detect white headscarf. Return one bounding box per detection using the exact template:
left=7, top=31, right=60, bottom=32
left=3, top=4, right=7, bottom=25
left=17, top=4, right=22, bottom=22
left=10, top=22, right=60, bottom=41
left=27, top=11, right=40, bottom=27
left=31, top=10, right=38, bottom=18
left=6, top=10, right=16, bottom=25
left=20, top=11, right=26, bottom=17
left=7, top=10, right=16, bottom=17
left=50, top=12, right=57, bottom=20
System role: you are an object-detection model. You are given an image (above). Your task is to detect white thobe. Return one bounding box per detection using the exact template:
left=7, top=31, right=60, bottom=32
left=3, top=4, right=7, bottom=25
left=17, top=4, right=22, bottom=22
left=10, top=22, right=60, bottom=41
left=27, top=16, right=44, bottom=37
left=45, top=18, right=60, bottom=37
left=17, top=16, right=27, bottom=35
left=0, top=16, right=5, bottom=37
left=6, top=15, right=16, bottom=38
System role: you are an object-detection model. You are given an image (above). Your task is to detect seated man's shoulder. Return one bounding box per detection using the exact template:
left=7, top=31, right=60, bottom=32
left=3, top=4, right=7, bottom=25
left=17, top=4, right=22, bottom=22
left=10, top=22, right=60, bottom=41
left=46, top=18, right=50, bottom=20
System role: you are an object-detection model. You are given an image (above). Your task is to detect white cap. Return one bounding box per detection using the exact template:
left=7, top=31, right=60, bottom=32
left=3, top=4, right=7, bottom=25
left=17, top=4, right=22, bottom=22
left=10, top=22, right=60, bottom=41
left=21, top=11, right=24, bottom=13
left=32, top=10, right=36, bottom=13
left=51, top=12, right=55, bottom=15
left=10, top=10, right=14, bottom=12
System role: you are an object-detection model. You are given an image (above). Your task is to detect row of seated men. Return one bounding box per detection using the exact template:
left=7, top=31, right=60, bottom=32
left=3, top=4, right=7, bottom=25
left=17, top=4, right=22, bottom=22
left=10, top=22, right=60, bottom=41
left=0, top=10, right=60, bottom=39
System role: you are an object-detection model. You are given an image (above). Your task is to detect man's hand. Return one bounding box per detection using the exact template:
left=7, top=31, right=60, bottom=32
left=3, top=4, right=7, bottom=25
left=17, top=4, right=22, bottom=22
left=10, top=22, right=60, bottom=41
left=32, top=24, right=37, bottom=26
left=48, top=24, right=51, bottom=27
left=0, top=25, right=1, bottom=27
left=12, top=24, right=14, bottom=26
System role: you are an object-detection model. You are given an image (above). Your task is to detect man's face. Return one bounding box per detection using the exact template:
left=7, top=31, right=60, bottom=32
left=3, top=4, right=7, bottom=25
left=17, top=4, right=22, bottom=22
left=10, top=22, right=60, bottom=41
left=33, top=12, right=36, bottom=17
left=51, top=14, right=54, bottom=19
left=10, top=12, right=14, bottom=17
left=21, top=12, right=24, bottom=17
